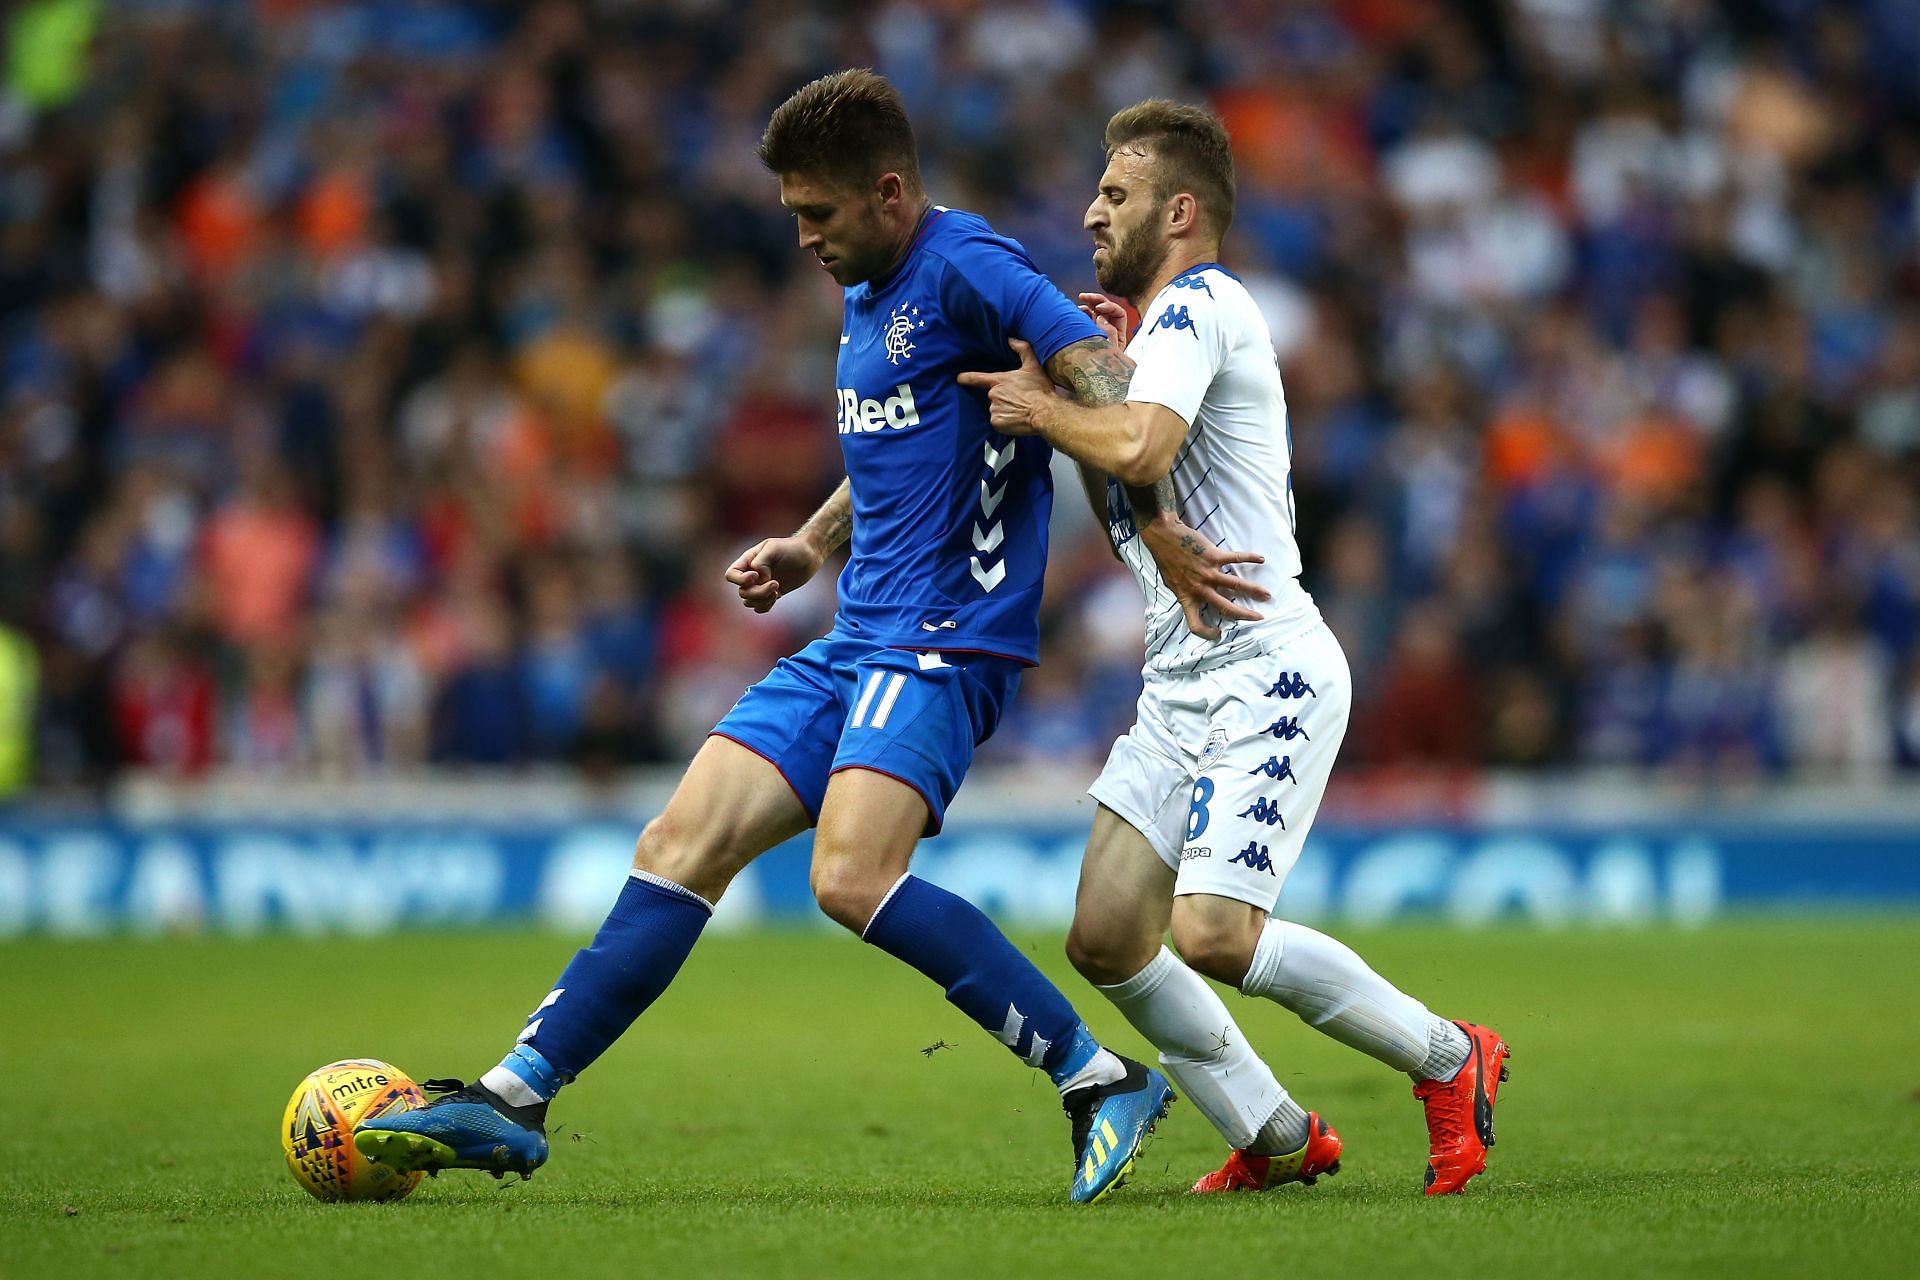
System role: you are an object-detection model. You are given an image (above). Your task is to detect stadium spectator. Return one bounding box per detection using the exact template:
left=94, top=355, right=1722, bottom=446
left=2, top=0, right=1916, bottom=784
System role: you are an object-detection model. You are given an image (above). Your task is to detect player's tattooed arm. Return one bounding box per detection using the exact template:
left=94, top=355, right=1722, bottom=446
left=1137, top=507, right=1272, bottom=641
left=725, top=479, right=849, bottom=614
left=1108, top=473, right=1271, bottom=641
left=797, top=478, right=854, bottom=555
left=1045, top=336, right=1134, bottom=408
left=957, top=338, right=1185, bottom=485
left=958, top=338, right=1269, bottom=636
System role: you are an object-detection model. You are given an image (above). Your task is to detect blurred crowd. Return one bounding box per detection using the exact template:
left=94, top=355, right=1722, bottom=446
left=3, top=0, right=1919, bottom=792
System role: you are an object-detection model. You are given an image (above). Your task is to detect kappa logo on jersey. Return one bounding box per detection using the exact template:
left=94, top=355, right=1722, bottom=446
left=885, top=301, right=929, bottom=364
left=1262, top=716, right=1311, bottom=742
left=1228, top=841, right=1276, bottom=874
left=1171, top=273, right=1215, bottom=298
left=838, top=383, right=921, bottom=434
left=1265, top=672, right=1316, bottom=699
left=1148, top=303, right=1195, bottom=337
left=1247, top=755, right=1298, bottom=783
left=1237, top=796, right=1287, bottom=828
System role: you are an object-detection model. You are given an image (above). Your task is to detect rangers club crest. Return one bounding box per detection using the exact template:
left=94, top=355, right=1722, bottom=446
left=886, top=301, right=928, bottom=364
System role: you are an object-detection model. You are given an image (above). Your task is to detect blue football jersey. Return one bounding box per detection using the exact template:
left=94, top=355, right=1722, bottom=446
left=831, top=206, right=1100, bottom=664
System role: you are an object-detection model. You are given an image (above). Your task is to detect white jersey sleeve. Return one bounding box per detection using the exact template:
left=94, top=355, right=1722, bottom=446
left=1124, top=284, right=1227, bottom=426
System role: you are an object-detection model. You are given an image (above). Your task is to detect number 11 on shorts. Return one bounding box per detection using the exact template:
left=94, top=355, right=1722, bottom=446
left=850, top=671, right=909, bottom=730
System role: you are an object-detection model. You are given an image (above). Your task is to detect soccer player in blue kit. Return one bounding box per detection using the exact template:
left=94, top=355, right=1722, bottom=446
left=356, top=70, right=1263, bottom=1204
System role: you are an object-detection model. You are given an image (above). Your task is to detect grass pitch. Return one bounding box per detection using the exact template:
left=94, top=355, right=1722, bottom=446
left=5, top=919, right=1918, bottom=1279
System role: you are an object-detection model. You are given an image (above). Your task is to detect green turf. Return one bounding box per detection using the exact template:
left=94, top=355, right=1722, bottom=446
left=4, top=920, right=1918, bottom=1279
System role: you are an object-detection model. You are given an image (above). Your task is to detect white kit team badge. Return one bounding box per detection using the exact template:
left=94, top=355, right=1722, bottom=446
left=886, top=301, right=929, bottom=364
left=1199, top=728, right=1229, bottom=770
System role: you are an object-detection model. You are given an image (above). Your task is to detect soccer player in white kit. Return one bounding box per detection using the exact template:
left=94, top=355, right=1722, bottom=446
left=960, top=101, right=1511, bottom=1195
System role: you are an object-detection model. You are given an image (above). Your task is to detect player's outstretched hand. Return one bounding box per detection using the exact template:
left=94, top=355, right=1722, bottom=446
left=1077, top=293, right=1132, bottom=348
left=725, top=536, right=824, bottom=613
left=956, top=339, right=1054, bottom=436
left=1139, top=516, right=1271, bottom=641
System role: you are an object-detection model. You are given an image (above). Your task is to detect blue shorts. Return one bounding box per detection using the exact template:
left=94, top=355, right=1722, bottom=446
left=711, top=631, right=1024, bottom=834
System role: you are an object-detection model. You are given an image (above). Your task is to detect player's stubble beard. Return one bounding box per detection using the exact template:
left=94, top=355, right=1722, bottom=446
left=830, top=194, right=923, bottom=287
left=1093, top=218, right=1171, bottom=307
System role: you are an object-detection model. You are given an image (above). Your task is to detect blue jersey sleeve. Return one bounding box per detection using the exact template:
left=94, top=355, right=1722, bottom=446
left=932, top=228, right=1101, bottom=366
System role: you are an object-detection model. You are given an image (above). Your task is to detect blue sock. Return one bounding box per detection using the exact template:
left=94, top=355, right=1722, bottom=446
left=861, top=875, right=1102, bottom=1086
left=488, top=871, right=712, bottom=1101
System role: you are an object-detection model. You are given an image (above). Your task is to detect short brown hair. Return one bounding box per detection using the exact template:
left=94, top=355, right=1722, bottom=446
left=1104, top=100, right=1236, bottom=238
left=758, top=69, right=922, bottom=192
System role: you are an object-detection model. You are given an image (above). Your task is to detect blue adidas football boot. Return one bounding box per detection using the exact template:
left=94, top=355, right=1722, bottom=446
left=1064, top=1056, right=1175, bottom=1203
left=354, top=1077, right=549, bottom=1179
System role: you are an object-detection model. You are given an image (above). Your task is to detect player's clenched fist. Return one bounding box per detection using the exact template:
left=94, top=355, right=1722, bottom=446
left=955, top=338, right=1056, bottom=436
left=725, top=536, right=824, bottom=613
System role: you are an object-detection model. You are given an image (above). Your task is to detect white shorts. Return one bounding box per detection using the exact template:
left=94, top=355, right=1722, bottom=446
left=1088, top=621, right=1351, bottom=912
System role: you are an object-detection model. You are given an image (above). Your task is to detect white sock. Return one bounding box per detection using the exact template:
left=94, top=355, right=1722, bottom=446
left=1096, top=946, right=1289, bottom=1150
left=1241, top=920, right=1435, bottom=1075
left=1056, top=1047, right=1127, bottom=1095
left=1248, top=1099, right=1312, bottom=1155
left=1414, top=1018, right=1471, bottom=1082
left=479, top=1065, right=545, bottom=1108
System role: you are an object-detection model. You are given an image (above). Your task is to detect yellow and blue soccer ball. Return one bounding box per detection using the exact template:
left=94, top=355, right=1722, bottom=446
left=281, top=1059, right=427, bottom=1202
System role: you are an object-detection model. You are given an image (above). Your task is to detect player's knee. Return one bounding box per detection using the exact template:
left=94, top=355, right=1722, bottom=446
left=808, top=853, right=890, bottom=934
left=1066, top=917, right=1155, bottom=987
left=632, top=813, right=732, bottom=901
left=1171, top=907, right=1260, bottom=987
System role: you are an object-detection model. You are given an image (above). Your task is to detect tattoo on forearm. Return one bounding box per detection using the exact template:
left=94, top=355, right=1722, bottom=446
left=1047, top=337, right=1134, bottom=408
left=1123, top=474, right=1180, bottom=525
left=801, top=482, right=854, bottom=551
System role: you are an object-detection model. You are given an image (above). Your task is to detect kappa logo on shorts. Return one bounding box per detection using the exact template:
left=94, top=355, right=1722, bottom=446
left=1180, top=846, right=1212, bottom=862
left=1237, top=796, right=1287, bottom=828
left=1228, top=841, right=1276, bottom=874
left=1247, top=755, right=1298, bottom=783
left=1262, top=716, right=1311, bottom=742
left=1265, top=672, right=1316, bottom=699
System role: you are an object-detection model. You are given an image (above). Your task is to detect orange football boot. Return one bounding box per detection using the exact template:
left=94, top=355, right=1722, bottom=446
left=1412, top=1021, right=1510, bottom=1195
left=1190, top=1112, right=1342, bottom=1193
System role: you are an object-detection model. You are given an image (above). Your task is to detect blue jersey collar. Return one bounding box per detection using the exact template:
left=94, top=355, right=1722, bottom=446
left=864, top=204, right=946, bottom=294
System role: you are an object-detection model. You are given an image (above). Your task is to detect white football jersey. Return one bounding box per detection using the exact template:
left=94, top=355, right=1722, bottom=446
left=1108, top=263, right=1319, bottom=675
